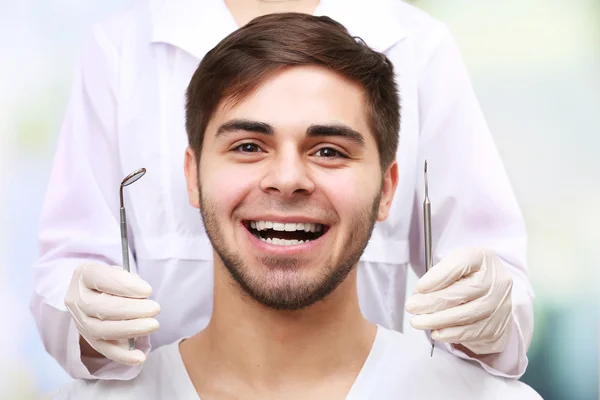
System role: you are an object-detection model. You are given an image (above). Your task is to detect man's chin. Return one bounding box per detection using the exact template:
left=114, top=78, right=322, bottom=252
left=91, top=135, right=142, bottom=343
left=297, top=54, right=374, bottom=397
left=232, top=267, right=346, bottom=311
left=255, top=255, right=318, bottom=272
left=245, top=287, right=328, bottom=311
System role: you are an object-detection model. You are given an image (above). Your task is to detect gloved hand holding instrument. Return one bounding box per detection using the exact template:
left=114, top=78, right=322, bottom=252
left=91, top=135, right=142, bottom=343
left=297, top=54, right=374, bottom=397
left=407, top=162, right=514, bottom=356
left=64, top=168, right=160, bottom=366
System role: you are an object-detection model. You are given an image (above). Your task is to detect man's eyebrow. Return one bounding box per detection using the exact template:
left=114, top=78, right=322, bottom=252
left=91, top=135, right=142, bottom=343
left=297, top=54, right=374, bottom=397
left=215, top=119, right=274, bottom=137
left=215, top=120, right=365, bottom=146
left=306, top=124, right=365, bottom=146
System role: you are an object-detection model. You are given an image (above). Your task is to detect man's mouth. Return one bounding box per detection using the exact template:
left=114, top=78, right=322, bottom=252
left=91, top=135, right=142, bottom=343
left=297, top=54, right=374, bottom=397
left=243, top=220, right=328, bottom=246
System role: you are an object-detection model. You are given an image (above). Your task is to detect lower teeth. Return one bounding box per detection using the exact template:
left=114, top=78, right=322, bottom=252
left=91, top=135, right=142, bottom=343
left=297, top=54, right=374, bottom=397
left=260, top=237, right=309, bottom=246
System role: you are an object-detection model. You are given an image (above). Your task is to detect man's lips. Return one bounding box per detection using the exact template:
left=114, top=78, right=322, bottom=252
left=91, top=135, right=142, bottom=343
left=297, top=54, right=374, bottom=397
left=241, top=221, right=329, bottom=258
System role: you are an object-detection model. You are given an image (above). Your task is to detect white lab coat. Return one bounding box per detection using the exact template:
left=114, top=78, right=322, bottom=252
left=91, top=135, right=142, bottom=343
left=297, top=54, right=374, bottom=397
left=30, top=0, right=534, bottom=381
left=53, top=327, right=541, bottom=400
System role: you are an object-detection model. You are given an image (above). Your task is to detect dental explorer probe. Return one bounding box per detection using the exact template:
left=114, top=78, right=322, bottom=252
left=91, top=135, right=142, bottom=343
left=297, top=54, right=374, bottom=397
left=423, top=160, right=435, bottom=357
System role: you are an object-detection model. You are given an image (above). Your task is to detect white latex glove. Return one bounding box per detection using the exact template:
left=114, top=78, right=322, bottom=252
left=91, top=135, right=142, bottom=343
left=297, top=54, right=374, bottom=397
left=405, top=249, right=513, bottom=355
left=64, top=263, right=161, bottom=365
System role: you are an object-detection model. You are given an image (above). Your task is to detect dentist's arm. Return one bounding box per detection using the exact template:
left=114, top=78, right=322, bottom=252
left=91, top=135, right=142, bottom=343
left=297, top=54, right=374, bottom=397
left=30, top=23, right=157, bottom=380
left=407, top=25, right=534, bottom=379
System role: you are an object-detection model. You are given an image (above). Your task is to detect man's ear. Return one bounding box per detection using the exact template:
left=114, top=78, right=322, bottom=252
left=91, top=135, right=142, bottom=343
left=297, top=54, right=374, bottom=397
left=376, top=161, right=399, bottom=222
left=184, top=146, right=200, bottom=209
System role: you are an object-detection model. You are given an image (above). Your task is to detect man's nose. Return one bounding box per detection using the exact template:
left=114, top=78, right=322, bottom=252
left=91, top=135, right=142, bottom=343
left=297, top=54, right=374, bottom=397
left=259, top=151, right=315, bottom=198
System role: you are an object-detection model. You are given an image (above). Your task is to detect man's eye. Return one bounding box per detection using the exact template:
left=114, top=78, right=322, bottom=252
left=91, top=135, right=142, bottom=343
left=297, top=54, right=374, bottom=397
left=234, top=143, right=263, bottom=153
left=314, top=147, right=346, bottom=158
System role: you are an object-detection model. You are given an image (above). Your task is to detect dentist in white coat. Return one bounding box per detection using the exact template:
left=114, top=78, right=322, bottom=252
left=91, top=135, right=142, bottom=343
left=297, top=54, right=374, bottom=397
left=30, top=0, right=534, bottom=382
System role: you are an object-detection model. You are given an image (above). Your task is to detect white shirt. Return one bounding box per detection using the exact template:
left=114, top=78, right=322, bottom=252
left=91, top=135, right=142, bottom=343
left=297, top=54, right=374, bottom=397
left=30, top=0, right=534, bottom=381
left=52, top=327, right=541, bottom=400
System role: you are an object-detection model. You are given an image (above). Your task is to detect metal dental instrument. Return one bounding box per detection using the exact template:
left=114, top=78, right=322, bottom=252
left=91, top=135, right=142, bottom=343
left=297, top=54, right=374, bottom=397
left=423, top=160, right=435, bottom=357
left=119, top=168, right=147, bottom=351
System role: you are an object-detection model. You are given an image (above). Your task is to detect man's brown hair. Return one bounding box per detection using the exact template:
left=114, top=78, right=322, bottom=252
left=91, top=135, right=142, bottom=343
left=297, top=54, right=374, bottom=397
left=185, top=12, right=400, bottom=170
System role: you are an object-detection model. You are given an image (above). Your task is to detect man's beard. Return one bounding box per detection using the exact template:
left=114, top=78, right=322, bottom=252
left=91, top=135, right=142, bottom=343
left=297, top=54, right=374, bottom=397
left=199, top=190, right=381, bottom=311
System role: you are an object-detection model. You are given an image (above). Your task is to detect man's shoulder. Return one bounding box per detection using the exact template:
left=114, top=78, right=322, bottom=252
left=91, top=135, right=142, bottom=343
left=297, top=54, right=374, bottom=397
left=51, top=341, right=181, bottom=400
left=371, top=327, right=541, bottom=399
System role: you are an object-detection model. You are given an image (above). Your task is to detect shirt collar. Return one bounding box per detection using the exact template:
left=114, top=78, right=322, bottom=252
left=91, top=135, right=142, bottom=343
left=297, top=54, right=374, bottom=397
left=150, top=0, right=407, bottom=60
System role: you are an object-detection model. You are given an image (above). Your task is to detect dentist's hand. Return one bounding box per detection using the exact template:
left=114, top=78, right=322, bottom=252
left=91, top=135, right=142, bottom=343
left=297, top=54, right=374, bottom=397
left=406, top=249, right=513, bottom=355
left=64, top=263, right=160, bottom=365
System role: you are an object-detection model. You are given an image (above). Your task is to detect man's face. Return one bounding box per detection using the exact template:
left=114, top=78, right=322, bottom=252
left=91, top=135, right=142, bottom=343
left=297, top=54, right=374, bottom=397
left=185, top=66, right=398, bottom=310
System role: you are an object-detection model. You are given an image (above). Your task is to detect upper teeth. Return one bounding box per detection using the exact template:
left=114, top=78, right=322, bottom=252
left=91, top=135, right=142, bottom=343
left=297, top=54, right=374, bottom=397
left=250, top=221, right=322, bottom=232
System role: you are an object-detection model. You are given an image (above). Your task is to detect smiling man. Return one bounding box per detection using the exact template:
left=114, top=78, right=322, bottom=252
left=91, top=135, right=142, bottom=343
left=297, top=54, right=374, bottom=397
left=54, top=13, right=539, bottom=400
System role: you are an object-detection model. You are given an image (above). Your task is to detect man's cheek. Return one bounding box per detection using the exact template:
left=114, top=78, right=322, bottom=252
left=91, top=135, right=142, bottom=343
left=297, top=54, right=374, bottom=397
left=324, top=175, right=374, bottom=207
left=204, top=169, right=252, bottom=206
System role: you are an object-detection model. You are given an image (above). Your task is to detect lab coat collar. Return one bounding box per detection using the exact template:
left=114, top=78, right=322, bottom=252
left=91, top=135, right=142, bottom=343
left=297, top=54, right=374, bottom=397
left=150, top=0, right=407, bottom=60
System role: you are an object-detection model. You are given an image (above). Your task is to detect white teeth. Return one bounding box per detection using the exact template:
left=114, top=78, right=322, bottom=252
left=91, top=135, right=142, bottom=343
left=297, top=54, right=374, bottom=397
left=251, top=220, right=325, bottom=246
left=260, top=237, right=306, bottom=246
left=251, top=221, right=322, bottom=232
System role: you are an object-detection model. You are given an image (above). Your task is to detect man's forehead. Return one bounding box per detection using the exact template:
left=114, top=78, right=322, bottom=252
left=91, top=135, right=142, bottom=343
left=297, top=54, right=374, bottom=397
left=202, top=66, right=375, bottom=145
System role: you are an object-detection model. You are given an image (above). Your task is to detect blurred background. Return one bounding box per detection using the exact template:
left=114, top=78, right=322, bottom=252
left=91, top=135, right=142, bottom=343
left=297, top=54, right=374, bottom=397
left=0, top=0, right=598, bottom=399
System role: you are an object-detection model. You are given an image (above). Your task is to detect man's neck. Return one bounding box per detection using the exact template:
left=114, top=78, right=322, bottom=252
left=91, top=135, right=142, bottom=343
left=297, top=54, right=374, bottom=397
left=225, top=0, right=321, bottom=27
left=181, top=266, right=376, bottom=399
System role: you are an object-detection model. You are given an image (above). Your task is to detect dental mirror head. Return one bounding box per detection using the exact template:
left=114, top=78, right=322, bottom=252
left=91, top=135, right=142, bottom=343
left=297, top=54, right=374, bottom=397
left=119, top=168, right=146, bottom=206
left=121, top=168, right=146, bottom=187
